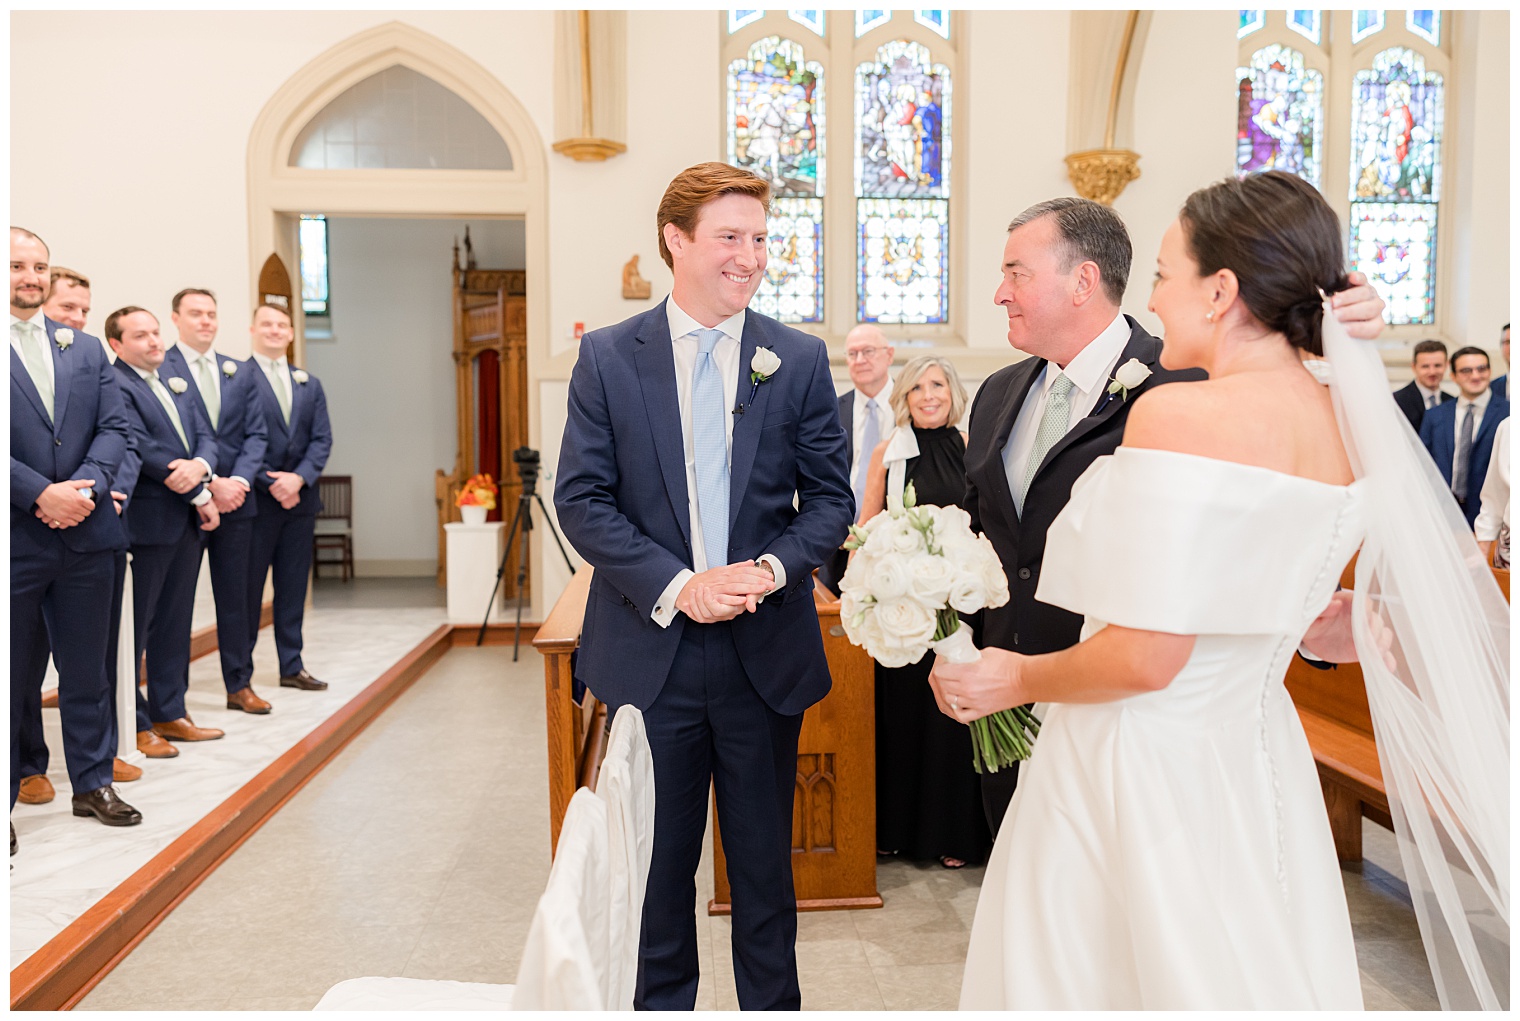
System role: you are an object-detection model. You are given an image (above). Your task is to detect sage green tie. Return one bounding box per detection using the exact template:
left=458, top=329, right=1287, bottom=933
left=16, top=321, right=53, bottom=422
left=270, top=362, right=292, bottom=426
left=148, top=373, right=191, bottom=450
left=195, top=355, right=220, bottom=430
left=1019, top=373, right=1076, bottom=504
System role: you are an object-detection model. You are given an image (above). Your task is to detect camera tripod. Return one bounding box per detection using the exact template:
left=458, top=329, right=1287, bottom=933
left=477, top=447, right=577, bottom=660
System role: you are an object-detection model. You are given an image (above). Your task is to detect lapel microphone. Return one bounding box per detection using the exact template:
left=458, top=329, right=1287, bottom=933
left=732, top=403, right=745, bottom=417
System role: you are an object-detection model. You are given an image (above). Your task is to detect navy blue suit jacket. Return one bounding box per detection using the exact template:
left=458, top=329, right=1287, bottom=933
left=1492, top=375, right=1507, bottom=401
left=161, top=345, right=268, bottom=522
left=10, top=317, right=130, bottom=556
left=1419, top=394, right=1510, bottom=527
left=555, top=302, right=854, bottom=716
left=247, top=362, right=332, bottom=517
left=113, top=359, right=217, bottom=546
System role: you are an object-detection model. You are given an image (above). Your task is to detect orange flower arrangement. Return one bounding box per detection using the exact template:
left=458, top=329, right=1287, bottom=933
left=456, top=473, right=499, bottom=511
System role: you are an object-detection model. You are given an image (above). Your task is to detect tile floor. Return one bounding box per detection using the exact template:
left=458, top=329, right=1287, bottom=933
left=74, top=640, right=1438, bottom=1011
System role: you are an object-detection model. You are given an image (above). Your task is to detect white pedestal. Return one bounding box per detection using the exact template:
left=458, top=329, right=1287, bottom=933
left=445, top=521, right=509, bottom=624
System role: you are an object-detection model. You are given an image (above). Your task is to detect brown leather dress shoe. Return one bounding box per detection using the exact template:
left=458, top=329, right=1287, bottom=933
left=137, top=729, right=180, bottom=758
left=17, top=774, right=54, bottom=805
left=279, top=669, right=328, bottom=691
left=72, top=786, right=143, bottom=826
left=153, top=717, right=225, bottom=742
left=113, top=758, right=143, bottom=782
left=226, top=687, right=272, bottom=714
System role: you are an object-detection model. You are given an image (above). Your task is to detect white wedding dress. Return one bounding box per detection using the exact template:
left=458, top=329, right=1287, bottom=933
left=960, top=446, right=1366, bottom=1010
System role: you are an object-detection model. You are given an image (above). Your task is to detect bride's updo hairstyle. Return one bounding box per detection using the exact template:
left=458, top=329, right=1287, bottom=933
left=1179, top=170, right=1350, bottom=356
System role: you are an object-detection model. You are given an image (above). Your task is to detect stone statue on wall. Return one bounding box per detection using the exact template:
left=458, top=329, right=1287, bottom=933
left=622, top=254, right=651, bottom=300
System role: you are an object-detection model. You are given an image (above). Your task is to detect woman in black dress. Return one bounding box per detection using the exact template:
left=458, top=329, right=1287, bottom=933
left=856, top=355, right=991, bottom=868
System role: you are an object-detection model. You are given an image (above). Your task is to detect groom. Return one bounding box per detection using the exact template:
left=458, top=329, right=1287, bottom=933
left=958, top=197, right=1389, bottom=832
left=555, top=162, right=853, bottom=1010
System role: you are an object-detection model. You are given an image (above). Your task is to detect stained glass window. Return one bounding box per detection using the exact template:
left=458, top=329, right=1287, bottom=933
left=915, top=10, right=950, bottom=39
left=1352, top=10, right=1384, bottom=44
left=1407, top=10, right=1439, bottom=46
left=728, top=36, right=825, bottom=323
left=1287, top=10, right=1321, bottom=46
left=1238, top=10, right=1265, bottom=39
left=299, top=215, right=330, bottom=316
left=788, top=10, right=824, bottom=36
left=1349, top=48, right=1443, bottom=325
left=1236, top=45, right=1324, bottom=187
left=729, top=10, right=763, bottom=34
left=856, top=10, right=891, bottom=37
left=855, top=40, right=951, bottom=324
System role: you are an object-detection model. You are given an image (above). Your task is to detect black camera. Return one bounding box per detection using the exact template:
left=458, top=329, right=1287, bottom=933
left=513, top=446, right=541, bottom=493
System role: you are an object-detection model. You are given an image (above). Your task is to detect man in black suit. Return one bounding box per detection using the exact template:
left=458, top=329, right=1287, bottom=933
left=953, top=198, right=1390, bottom=833
left=1393, top=338, right=1451, bottom=432
left=1420, top=346, right=1510, bottom=530
left=817, top=324, right=895, bottom=594
left=1492, top=324, right=1509, bottom=401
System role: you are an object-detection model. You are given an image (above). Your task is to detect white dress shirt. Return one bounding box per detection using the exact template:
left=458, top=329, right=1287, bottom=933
left=651, top=296, right=785, bottom=627
left=850, top=376, right=896, bottom=481
left=128, top=362, right=212, bottom=505
left=10, top=313, right=56, bottom=393
left=1415, top=381, right=1444, bottom=410
left=251, top=350, right=294, bottom=404
left=180, top=345, right=249, bottom=490
left=1002, top=311, right=1131, bottom=515
left=1453, top=387, right=1493, bottom=448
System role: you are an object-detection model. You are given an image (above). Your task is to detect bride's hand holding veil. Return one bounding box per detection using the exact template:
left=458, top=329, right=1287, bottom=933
left=1300, top=590, right=1398, bottom=671
left=1327, top=270, right=1386, bottom=338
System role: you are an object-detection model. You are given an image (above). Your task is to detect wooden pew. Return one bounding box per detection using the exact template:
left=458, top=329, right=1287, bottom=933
left=532, top=566, right=593, bottom=854
left=1286, top=558, right=1509, bottom=861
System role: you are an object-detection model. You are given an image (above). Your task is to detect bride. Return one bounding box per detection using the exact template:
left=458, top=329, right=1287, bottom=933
left=930, top=171, right=1508, bottom=1010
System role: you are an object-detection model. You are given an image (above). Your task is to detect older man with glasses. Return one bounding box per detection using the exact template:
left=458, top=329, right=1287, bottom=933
left=817, top=325, right=896, bottom=594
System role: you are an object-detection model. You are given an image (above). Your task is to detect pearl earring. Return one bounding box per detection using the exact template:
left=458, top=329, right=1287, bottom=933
left=1205, top=309, right=1216, bottom=322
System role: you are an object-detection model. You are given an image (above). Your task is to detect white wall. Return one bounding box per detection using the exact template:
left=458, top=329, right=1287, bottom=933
left=304, top=217, right=524, bottom=575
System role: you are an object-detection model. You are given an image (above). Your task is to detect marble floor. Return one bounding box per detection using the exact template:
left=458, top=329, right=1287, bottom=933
left=75, top=643, right=1438, bottom=1011
left=9, top=598, right=447, bottom=970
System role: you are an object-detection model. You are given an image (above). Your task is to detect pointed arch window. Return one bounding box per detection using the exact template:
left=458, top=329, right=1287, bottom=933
left=1239, top=10, right=1266, bottom=39
left=1236, top=44, right=1324, bottom=187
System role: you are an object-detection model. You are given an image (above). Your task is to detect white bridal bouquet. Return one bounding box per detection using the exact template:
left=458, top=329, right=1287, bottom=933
left=838, top=482, right=1040, bottom=772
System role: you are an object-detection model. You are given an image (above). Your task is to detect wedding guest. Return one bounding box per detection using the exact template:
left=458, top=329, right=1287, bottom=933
left=1491, top=323, right=1509, bottom=400
left=161, top=288, right=271, bottom=714
left=1392, top=338, right=1451, bottom=432
left=108, top=306, right=225, bottom=755
left=11, top=228, right=142, bottom=844
left=817, top=325, right=895, bottom=595
left=1475, top=419, right=1509, bottom=568
left=856, top=355, right=989, bottom=869
left=1419, top=346, right=1509, bottom=529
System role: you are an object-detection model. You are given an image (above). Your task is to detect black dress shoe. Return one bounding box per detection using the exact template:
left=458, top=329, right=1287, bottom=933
left=71, top=786, right=143, bottom=827
left=279, top=669, right=328, bottom=691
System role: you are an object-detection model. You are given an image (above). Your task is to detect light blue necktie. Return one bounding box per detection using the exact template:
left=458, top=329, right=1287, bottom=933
left=1019, top=373, right=1076, bottom=504
left=692, top=329, right=729, bottom=571
left=853, top=396, right=880, bottom=513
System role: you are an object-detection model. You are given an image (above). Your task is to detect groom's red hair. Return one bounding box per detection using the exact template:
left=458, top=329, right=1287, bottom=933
left=656, top=162, right=771, bottom=269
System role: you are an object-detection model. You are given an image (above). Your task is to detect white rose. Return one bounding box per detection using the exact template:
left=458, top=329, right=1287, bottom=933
left=221, top=360, right=238, bottom=377
left=54, top=328, right=74, bottom=349
left=166, top=376, right=188, bottom=394
left=888, top=519, right=924, bottom=555
left=866, top=556, right=912, bottom=601
left=842, top=602, right=886, bottom=655
left=975, top=542, right=1011, bottom=608
left=750, top=347, right=781, bottom=379
left=947, top=570, right=990, bottom=614
left=905, top=551, right=956, bottom=607
left=292, top=369, right=310, bottom=384
left=1114, top=357, right=1152, bottom=390
left=872, top=597, right=936, bottom=661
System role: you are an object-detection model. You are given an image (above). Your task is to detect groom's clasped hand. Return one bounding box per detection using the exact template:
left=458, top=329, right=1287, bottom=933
left=673, top=560, right=775, bottom=623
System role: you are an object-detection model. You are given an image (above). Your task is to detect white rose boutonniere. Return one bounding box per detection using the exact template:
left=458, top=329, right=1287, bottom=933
left=167, top=376, right=189, bottom=394
left=221, top=360, right=238, bottom=377
left=1106, top=357, right=1153, bottom=402
left=54, top=328, right=74, bottom=350
left=292, top=369, right=310, bottom=384
left=738, top=346, right=781, bottom=414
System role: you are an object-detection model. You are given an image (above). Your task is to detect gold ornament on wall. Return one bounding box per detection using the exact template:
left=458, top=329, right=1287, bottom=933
left=553, top=11, right=627, bottom=162
left=1066, top=11, right=1142, bottom=206
left=621, top=254, right=651, bottom=300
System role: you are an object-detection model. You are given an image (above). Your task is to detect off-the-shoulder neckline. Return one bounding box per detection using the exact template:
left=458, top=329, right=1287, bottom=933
left=1114, top=445, right=1359, bottom=493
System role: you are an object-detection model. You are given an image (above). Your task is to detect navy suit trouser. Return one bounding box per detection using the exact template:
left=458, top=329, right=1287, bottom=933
left=11, top=545, right=117, bottom=807
left=131, top=535, right=203, bottom=731
left=207, top=517, right=256, bottom=692
left=609, top=620, right=804, bottom=1011
left=248, top=509, right=316, bottom=678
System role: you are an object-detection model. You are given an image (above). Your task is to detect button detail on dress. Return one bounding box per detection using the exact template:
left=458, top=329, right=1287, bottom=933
left=1017, top=567, right=1032, bottom=580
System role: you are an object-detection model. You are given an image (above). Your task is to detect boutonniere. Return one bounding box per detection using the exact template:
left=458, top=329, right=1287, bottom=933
left=54, top=328, right=74, bottom=350
left=167, top=376, right=189, bottom=394
left=221, top=360, right=238, bottom=377
left=292, top=369, right=310, bottom=384
left=1105, top=358, right=1152, bottom=402
left=735, top=347, right=781, bottom=416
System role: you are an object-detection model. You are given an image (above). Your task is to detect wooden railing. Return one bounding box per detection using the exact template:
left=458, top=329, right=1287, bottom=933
left=532, top=567, right=595, bottom=854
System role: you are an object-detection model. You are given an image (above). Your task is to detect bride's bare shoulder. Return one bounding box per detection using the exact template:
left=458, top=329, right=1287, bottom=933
left=1120, top=379, right=1239, bottom=458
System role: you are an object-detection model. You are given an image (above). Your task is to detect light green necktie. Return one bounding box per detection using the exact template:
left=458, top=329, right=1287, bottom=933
left=194, top=355, right=220, bottom=430
left=270, top=361, right=291, bottom=426
left=148, top=373, right=191, bottom=450
left=16, top=321, right=54, bottom=422
left=1019, top=373, right=1076, bottom=503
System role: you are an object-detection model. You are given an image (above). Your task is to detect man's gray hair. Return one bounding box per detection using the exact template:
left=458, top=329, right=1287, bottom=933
left=1007, top=197, right=1131, bottom=305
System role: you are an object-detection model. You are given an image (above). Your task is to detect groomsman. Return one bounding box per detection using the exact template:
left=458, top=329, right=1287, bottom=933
left=246, top=304, right=332, bottom=692
left=18, top=265, right=141, bottom=805
left=1420, top=346, right=1510, bottom=530
left=161, top=288, right=271, bottom=714
left=817, top=324, right=895, bottom=595
left=1392, top=339, right=1451, bottom=432
left=10, top=228, right=141, bottom=840
left=107, top=306, right=226, bottom=756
